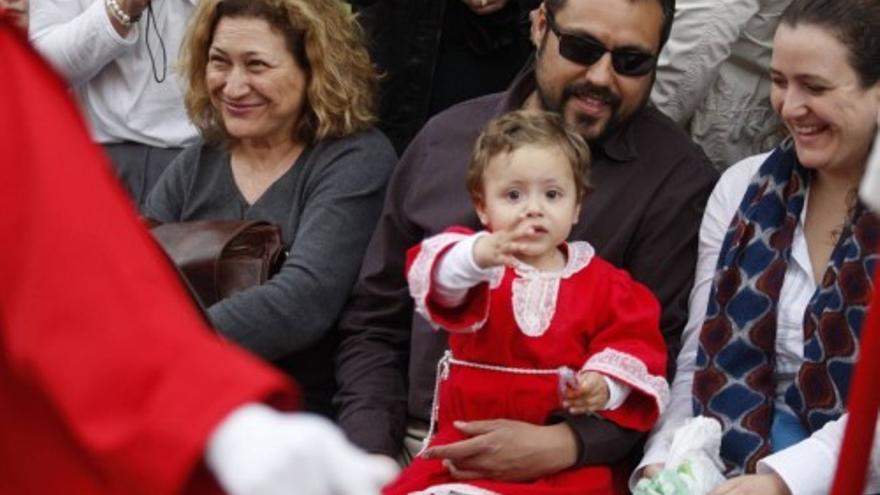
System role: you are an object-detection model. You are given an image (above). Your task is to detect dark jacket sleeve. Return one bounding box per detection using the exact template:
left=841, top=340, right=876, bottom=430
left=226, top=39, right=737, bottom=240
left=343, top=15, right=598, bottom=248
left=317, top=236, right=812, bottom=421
left=623, top=152, right=718, bottom=380
left=333, top=130, right=430, bottom=456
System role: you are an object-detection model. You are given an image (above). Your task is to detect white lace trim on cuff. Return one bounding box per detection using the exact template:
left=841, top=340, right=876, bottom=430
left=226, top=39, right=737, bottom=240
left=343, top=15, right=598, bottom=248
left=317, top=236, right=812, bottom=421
left=581, top=348, right=669, bottom=414
left=410, top=483, right=501, bottom=495
left=408, top=232, right=501, bottom=332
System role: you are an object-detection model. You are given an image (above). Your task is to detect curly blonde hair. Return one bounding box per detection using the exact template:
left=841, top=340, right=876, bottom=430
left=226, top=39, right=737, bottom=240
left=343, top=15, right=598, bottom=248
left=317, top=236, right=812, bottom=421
left=180, top=0, right=377, bottom=144
left=467, top=110, right=592, bottom=203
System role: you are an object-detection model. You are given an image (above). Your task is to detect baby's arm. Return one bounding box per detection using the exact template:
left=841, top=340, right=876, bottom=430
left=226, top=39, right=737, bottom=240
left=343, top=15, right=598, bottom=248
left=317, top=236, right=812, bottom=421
left=431, top=233, right=498, bottom=308
left=431, top=213, right=541, bottom=307
left=563, top=371, right=632, bottom=415
left=406, top=228, right=504, bottom=333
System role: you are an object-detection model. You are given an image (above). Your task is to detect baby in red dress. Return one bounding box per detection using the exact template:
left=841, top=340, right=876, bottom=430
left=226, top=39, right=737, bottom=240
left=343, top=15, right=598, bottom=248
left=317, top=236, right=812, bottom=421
left=384, top=110, right=669, bottom=495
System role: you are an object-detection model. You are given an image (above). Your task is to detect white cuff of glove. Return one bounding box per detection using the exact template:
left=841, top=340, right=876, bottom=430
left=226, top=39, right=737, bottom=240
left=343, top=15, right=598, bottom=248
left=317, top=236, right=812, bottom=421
left=206, top=403, right=398, bottom=495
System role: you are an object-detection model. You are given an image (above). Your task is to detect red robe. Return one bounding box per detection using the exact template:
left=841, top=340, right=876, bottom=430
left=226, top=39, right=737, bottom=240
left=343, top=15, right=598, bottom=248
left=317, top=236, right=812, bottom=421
left=385, top=229, right=669, bottom=495
left=0, top=19, right=297, bottom=494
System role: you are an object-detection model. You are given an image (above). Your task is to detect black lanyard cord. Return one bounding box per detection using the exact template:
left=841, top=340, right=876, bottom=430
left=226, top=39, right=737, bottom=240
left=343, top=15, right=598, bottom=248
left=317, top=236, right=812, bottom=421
left=144, top=1, right=167, bottom=84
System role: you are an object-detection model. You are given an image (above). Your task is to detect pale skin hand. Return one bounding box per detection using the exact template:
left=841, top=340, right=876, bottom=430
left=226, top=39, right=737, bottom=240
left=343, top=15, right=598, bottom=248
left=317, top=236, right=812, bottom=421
left=463, top=0, right=509, bottom=16
left=709, top=473, right=792, bottom=495
left=422, top=420, right=578, bottom=481
left=641, top=463, right=664, bottom=479
left=106, top=0, right=150, bottom=37
left=472, top=214, right=545, bottom=269
left=562, top=371, right=610, bottom=415
left=641, top=466, right=791, bottom=495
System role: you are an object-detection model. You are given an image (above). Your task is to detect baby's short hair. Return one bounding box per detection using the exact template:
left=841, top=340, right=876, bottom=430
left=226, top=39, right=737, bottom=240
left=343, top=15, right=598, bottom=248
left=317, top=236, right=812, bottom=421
left=466, top=110, right=592, bottom=202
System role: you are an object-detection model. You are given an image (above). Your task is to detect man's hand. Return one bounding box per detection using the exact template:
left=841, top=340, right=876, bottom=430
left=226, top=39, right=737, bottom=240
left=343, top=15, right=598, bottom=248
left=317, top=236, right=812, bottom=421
left=709, top=473, right=792, bottom=495
left=422, top=420, right=577, bottom=481
left=562, top=371, right=610, bottom=414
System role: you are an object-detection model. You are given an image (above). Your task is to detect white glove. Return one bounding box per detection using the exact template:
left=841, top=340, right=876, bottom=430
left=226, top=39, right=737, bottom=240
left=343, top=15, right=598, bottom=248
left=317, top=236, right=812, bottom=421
left=205, top=403, right=399, bottom=495
left=860, top=123, right=880, bottom=212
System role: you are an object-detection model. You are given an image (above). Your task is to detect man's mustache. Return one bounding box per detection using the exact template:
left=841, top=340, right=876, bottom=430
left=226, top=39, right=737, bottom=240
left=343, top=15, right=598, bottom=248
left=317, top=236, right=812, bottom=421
left=563, top=83, right=620, bottom=108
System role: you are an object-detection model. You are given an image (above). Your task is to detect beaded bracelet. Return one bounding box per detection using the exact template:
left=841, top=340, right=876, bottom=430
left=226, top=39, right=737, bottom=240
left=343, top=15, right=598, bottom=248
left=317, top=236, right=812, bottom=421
left=106, top=0, right=141, bottom=26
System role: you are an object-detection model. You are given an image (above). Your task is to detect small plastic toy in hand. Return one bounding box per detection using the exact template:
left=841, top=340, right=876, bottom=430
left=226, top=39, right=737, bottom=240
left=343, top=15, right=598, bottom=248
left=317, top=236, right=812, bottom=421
left=561, top=370, right=610, bottom=415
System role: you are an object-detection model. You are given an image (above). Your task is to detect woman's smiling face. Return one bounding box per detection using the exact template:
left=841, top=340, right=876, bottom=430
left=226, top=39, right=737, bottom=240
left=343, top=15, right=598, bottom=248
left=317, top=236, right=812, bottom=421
left=770, top=23, right=880, bottom=178
left=206, top=16, right=308, bottom=144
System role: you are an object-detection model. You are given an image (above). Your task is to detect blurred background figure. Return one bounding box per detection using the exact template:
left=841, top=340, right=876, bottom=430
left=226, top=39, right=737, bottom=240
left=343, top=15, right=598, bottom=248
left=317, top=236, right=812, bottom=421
left=0, top=17, right=396, bottom=495
left=29, top=0, right=198, bottom=209
left=0, top=0, right=27, bottom=32
left=652, top=0, right=791, bottom=169
left=348, top=0, right=540, bottom=153
left=143, top=0, right=396, bottom=417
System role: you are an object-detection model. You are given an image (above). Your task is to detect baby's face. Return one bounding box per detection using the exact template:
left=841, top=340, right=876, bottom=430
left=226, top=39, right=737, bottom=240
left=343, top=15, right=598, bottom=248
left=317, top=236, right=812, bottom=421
left=0, top=0, right=28, bottom=32
left=475, top=144, right=581, bottom=263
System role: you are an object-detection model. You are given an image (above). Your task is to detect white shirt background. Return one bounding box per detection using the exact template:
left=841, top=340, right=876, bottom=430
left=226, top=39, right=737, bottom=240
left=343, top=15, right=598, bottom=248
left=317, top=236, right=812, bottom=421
left=30, top=0, right=199, bottom=147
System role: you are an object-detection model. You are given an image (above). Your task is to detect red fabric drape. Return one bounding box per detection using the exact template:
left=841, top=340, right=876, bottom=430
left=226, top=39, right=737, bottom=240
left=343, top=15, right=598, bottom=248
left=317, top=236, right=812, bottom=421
left=0, top=17, right=297, bottom=494
left=831, top=253, right=880, bottom=493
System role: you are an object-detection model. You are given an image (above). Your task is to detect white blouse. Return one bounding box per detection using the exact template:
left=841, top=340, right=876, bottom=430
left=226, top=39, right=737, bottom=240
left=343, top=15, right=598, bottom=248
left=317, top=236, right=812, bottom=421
left=635, top=153, right=880, bottom=495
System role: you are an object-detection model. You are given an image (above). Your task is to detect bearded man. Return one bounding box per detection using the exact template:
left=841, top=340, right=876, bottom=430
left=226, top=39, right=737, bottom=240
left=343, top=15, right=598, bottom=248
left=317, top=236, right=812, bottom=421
left=335, top=0, right=718, bottom=485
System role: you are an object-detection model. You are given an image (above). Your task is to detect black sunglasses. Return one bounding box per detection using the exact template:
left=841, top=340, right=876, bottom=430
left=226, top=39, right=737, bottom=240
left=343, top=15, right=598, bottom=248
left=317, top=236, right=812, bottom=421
left=545, top=10, right=657, bottom=77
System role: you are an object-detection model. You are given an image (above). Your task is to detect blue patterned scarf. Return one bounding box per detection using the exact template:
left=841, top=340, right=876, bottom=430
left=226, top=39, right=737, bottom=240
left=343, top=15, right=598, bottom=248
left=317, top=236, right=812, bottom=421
left=692, top=144, right=879, bottom=475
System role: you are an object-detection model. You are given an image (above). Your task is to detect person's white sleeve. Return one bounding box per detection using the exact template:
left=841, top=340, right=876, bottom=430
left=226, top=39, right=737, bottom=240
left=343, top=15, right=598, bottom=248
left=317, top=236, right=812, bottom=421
left=860, top=126, right=880, bottom=212
left=206, top=403, right=398, bottom=495
left=432, top=232, right=496, bottom=308
left=630, top=154, right=767, bottom=489
left=757, top=414, right=880, bottom=495
left=29, top=0, right=138, bottom=86
left=601, top=375, right=631, bottom=411
left=651, top=0, right=760, bottom=124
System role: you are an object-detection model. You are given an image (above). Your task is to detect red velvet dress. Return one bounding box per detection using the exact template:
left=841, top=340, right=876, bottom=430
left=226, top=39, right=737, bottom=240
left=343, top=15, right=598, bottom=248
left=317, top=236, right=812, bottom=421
left=384, top=229, right=669, bottom=495
left=0, top=24, right=297, bottom=494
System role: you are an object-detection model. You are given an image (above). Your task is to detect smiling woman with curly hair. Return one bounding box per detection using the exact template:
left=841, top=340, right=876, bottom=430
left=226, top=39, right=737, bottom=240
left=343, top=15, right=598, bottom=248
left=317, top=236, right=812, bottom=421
left=144, top=0, right=396, bottom=416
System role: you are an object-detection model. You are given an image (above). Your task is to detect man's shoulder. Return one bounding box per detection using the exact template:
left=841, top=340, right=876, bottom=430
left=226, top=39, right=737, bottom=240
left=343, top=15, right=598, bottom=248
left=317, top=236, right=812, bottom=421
left=630, top=106, right=718, bottom=180
left=420, top=93, right=505, bottom=140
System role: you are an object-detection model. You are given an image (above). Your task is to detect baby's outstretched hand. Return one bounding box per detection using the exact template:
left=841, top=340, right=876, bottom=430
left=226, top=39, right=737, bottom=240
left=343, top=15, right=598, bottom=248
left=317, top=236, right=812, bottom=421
left=562, top=371, right=609, bottom=415
left=473, top=214, right=545, bottom=269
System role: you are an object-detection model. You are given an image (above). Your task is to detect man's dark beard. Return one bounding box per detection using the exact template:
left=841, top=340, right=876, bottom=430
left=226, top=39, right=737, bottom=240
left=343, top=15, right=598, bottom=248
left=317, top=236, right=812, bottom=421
left=537, top=80, right=623, bottom=144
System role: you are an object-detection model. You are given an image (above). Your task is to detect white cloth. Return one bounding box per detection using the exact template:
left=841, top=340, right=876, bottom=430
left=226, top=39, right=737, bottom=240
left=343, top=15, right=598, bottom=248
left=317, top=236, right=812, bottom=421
left=206, top=403, right=398, bottom=495
left=633, top=152, right=880, bottom=494
left=861, top=126, right=880, bottom=212
left=651, top=0, right=790, bottom=169
left=432, top=233, right=630, bottom=411
left=29, top=0, right=198, bottom=147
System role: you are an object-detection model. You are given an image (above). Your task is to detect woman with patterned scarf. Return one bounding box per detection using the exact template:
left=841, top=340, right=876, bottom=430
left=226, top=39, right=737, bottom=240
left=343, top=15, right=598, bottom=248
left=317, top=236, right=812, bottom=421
left=634, top=0, right=880, bottom=494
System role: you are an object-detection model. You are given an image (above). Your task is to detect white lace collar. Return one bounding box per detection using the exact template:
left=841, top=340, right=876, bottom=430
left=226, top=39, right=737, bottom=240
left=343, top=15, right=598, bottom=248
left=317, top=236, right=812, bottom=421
left=511, top=242, right=595, bottom=337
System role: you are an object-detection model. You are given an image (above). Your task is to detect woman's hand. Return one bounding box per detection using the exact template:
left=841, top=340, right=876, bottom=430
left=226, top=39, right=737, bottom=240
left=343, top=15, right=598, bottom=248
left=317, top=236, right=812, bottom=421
left=709, top=473, right=792, bottom=495
left=462, top=0, right=509, bottom=15
left=106, top=0, right=151, bottom=36
left=641, top=463, right=664, bottom=479
left=562, top=371, right=610, bottom=414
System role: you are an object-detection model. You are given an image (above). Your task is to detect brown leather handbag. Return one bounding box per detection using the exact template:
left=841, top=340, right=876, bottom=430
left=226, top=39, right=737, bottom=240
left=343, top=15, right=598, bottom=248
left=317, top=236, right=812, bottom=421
left=149, top=220, right=286, bottom=307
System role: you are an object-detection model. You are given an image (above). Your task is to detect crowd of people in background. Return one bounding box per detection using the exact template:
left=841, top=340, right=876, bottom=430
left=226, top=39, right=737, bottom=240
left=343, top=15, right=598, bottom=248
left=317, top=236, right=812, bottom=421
left=1, top=0, right=880, bottom=494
